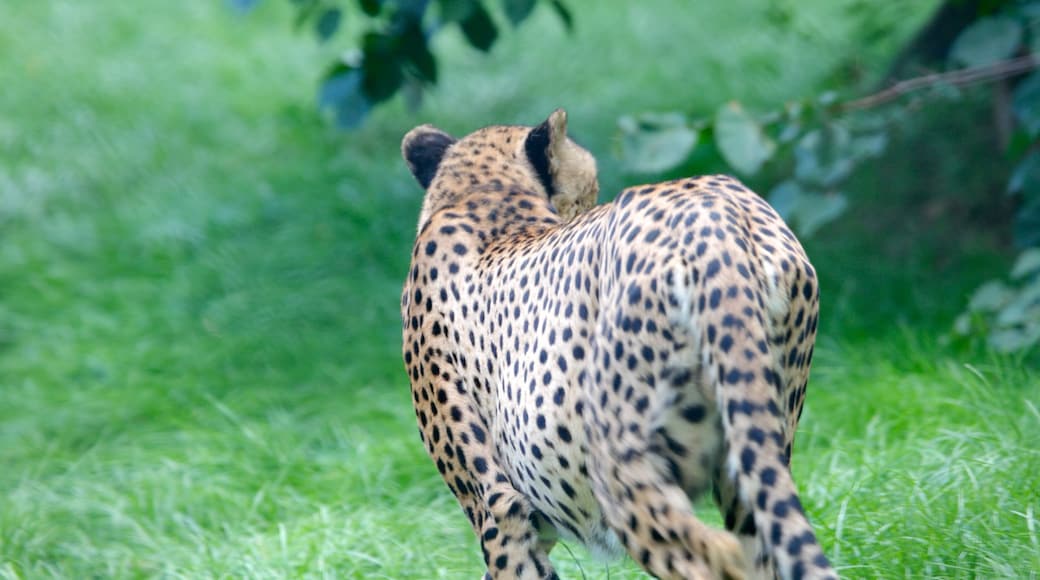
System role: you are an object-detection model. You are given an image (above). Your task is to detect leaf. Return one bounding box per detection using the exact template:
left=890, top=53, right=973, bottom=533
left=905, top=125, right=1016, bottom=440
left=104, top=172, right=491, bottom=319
left=1015, top=197, right=1040, bottom=248
left=953, top=312, right=973, bottom=336
left=795, top=191, right=847, bottom=237
left=950, top=16, right=1023, bottom=68
left=767, top=180, right=803, bottom=220
left=714, top=102, right=776, bottom=176
left=360, top=32, right=403, bottom=102
left=766, top=181, right=847, bottom=237
left=315, top=8, right=342, bottom=42
left=850, top=132, right=887, bottom=160
left=358, top=0, right=381, bottom=16
left=502, top=0, right=536, bottom=25
left=319, top=68, right=371, bottom=129
left=399, top=18, right=438, bottom=83
left=1013, top=73, right=1040, bottom=138
left=1011, top=248, right=1040, bottom=279
left=794, top=127, right=854, bottom=187
left=459, top=4, right=498, bottom=52
left=995, top=281, right=1040, bottom=326
left=988, top=325, right=1040, bottom=352
left=550, top=0, right=573, bottom=31
left=438, top=0, right=477, bottom=23
left=1008, top=149, right=1040, bottom=197
left=619, top=113, right=698, bottom=174
left=968, top=280, right=1012, bottom=313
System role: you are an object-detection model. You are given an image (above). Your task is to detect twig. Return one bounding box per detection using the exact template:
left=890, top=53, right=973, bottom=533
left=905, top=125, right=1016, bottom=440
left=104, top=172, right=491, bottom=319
left=840, top=54, right=1040, bottom=112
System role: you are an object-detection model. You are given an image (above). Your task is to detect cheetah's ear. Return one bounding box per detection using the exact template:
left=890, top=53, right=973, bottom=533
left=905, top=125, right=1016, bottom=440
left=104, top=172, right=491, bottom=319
left=402, top=125, right=457, bottom=190
left=524, top=109, right=568, bottom=198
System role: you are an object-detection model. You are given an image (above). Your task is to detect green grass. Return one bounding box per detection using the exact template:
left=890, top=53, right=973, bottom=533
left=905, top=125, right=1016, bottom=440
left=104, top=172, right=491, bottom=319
left=2, top=0, right=1038, bottom=578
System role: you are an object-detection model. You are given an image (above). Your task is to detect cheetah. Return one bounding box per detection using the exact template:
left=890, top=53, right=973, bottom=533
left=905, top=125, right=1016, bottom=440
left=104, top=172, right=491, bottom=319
left=400, top=110, right=836, bottom=580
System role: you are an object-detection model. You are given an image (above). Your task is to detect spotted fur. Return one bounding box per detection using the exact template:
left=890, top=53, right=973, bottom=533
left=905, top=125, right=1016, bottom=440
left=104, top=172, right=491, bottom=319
left=400, top=110, right=835, bottom=580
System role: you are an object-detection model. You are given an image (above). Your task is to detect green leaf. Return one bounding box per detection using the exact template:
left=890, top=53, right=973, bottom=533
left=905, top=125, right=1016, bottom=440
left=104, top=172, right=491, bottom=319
left=950, top=16, right=1023, bottom=68
left=1008, top=149, right=1040, bottom=197
left=953, top=312, right=974, bottom=336
left=850, top=132, right=887, bottom=160
left=358, top=0, right=381, bottom=16
left=714, top=102, right=776, bottom=176
left=360, top=32, right=404, bottom=102
left=988, top=324, right=1040, bottom=352
left=438, top=0, right=477, bottom=23
left=550, top=0, right=573, bottom=31
left=765, top=181, right=847, bottom=238
left=1014, top=197, right=1040, bottom=248
left=1011, top=248, right=1040, bottom=279
left=995, top=281, right=1040, bottom=326
left=796, top=191, right=847, bottom=237
left=1013, top=73, right=1040, bottom=137
left=502, top=0, right=536, bottom=25
left=399, top=19, right=438, bottom=83
left=319, top=68, right=371, bottom=129
left=767, top=180, right=803, bottom=220
left=618, top=113, right=698, bottom=174
left=315, top=8, right=342, bottom=42
left=459, top=3, right=498, bottom=51
left=794, top=127, right=854, bottom=187
left=968, top=280, right=1012, bottom=313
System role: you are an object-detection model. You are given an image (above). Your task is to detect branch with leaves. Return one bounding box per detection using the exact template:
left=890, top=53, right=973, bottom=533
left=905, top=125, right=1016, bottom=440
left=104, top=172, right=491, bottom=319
left=235, top=0, right=572, bottom=127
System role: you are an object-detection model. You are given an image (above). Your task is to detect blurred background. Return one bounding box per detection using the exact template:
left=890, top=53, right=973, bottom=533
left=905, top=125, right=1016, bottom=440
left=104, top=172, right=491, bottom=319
left=1, top=0, right=1038, bottom=578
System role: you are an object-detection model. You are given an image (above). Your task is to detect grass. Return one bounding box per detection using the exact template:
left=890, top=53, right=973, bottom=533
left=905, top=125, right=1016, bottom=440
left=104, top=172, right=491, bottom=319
left=1, top=0, right=1038, bottom=578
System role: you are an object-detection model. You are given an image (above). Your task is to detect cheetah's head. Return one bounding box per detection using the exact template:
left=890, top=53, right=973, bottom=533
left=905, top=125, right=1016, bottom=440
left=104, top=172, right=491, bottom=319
left=401, top=109, right=599, bottom=229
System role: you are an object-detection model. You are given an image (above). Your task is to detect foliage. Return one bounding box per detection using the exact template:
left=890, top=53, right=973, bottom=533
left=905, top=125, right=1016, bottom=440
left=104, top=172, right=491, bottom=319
left=234, top=0, right=571, bottom=127
left=619, top=0, right=1040, bottom=352
left=952, top=248, right=1040, bottom=351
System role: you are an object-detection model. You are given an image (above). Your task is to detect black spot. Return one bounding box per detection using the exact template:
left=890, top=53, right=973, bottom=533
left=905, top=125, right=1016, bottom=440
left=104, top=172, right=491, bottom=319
left=705, top=259, right=721, bottom=279
left=709, top=288, right=722, bottom=309
left=787, top=535, right=804, bottom=556
left=560, top=480, right=577, bottom=499
left=635, top=396, right=649, bottom=413
left=425, top=240, right=438, bottom=256
left=719, top=334, right=734, bottom=353
left=553, top=387, right=565, bottom=405
left=627, top=284, right=642, bottom=305
left=682, top=404, right=706, bottom=422
left=761, top=467, right=777, bottom=487
left=495, top=554, right=509, bottom=570
left=474, top=457, right=488, bottom=473
left=557, top=425, right=572, bottom=442
left=740, top=447, right=756, bottom=473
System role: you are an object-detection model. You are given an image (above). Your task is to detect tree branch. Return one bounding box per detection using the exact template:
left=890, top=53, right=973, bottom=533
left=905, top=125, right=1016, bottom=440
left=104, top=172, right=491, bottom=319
left=841, top=54, right=1039, bottom=112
